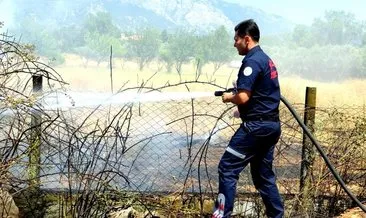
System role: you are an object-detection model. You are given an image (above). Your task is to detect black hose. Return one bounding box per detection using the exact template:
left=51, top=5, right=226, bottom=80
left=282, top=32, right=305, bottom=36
left=280, top=95, right=366, bottom=212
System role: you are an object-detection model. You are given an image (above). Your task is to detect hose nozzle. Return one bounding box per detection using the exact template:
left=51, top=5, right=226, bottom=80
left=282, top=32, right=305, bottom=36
left=214, top=88, right=236, bottom=96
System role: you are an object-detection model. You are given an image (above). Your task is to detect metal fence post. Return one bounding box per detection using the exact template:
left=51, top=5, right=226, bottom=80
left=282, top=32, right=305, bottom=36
left=299, top=87, right=317, bottom=216
left=29, top=75, right=42, bottom=189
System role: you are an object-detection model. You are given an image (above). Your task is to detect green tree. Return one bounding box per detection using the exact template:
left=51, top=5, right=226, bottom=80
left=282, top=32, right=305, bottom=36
left=83, top=32, right=124, bottom=65
left=270, top=45, right=364, bottom=80
left=291, top=11, right=365, bottom=47
left=192, top=26, right=235, bottom=76
left=284, top=10, right=366, bottom=80
left=207, top=26, right=235, bottom=72
left=161, top=29, right=169, bottom=43
left=14, top=16, right=64, bottom=66
left=53, top=25, right=86, bottom=53
left=193, top=35, right=209, bottom=76
left=165, top=29, right=197, bottom=74
left=124, top=28, right=161, bottom=71
left=78, top=12, right=123, bottom=65
left=292, top=25, right=313, bottom=47
left=84, top=12, right=120, bottom=37
left=311, top=11, right=364, bottom=45
left=159, top=43, right=174, bottom=73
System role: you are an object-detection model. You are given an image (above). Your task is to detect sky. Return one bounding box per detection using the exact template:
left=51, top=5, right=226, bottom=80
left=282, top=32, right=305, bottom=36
left=227, top=0, right=366, bottom=25
left=0, top=0, right=14, bottom=27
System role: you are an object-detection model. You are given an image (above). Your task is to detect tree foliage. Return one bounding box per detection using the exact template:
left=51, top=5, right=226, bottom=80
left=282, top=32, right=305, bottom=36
left=270, top=45, right=364, bottom=80
left=13, top=16, right=65, bottom=66
left=170, top=29, right=198, bottom=74
left=124, top=28, right=161, bottom=71
left=192, top=26, right=234, bottom=75
left=84, top=12, right=120, bottom=38
left=275, top=10, right=366, bottom=79
left=292, top=10, right=366, bottom=47
left=206, top=26, right=235, bottom=71
left=7, top=8, right=366, bottom=79
left=83, top=32, right=124, bottom=65
left=78, top=12, right=123, bottom=65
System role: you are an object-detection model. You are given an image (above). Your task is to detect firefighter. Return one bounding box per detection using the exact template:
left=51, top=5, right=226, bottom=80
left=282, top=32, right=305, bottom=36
left=212, top=19, right=284, bottom=218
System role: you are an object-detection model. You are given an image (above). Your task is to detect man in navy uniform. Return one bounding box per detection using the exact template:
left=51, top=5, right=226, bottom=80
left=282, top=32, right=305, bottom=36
left=212, top=19, right=284, bottom=218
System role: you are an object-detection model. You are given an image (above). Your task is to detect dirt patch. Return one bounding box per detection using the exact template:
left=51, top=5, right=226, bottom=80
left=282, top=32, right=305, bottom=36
left=337, top=204, right=366, bottom=218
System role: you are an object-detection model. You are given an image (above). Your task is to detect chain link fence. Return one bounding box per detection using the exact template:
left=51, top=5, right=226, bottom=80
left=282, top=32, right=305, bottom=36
left=1, top=82, right=365, bottom=217
left=0, top=36, right=365, bottom=216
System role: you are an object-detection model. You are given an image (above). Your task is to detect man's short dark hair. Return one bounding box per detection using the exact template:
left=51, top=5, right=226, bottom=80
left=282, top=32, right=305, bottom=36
left=234, top=19, right=260, bottom=42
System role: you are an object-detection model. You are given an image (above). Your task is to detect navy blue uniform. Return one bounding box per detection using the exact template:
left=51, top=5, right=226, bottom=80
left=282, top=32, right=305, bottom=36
left=218, top=46, right=284, bottom=217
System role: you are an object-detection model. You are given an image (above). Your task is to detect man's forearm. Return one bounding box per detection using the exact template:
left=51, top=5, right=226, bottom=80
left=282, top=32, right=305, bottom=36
left=222, top=91, right=250, bottom=105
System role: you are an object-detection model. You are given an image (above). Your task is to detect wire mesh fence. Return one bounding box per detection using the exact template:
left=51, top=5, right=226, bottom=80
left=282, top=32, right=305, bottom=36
left=1, top=82, right=365, bottom=217
left=0, top=36, right=365, bottom=216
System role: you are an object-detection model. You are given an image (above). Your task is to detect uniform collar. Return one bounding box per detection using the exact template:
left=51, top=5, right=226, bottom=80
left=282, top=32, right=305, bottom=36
left=242, top=45, right=261, bottom=62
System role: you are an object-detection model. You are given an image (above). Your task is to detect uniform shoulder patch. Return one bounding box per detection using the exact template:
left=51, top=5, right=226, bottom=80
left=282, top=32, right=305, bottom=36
left=243, top=67, right=253, bottom=76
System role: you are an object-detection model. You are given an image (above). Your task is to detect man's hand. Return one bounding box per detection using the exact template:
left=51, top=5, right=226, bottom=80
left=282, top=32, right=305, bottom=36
left=222, top=90, right=251, bottom=105
left=222, top=92, right=234, bottom=103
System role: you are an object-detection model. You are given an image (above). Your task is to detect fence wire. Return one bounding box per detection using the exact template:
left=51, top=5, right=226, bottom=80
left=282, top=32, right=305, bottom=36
left=2, top=88, right=365, bottom=217
left=3, top=33, right=366, bottom=217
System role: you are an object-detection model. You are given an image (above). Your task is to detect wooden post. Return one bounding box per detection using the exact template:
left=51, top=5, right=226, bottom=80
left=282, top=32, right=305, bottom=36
left=29, top=75, right=42, bottom=189
left=299, top=87, right=317, bottom=216
left=110, top=45, right=113, bottom=93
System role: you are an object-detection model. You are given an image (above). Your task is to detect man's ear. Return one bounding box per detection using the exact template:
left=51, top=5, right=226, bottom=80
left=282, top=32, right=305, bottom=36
left=244, top=35, right=251, bottom=44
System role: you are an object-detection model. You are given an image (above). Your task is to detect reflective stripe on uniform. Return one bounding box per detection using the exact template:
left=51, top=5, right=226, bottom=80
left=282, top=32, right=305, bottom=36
left=226, top=147, right=246, bottom=159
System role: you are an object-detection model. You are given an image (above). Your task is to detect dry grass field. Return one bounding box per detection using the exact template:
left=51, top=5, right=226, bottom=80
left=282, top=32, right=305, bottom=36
left=55, top=54, right=366, bottom=107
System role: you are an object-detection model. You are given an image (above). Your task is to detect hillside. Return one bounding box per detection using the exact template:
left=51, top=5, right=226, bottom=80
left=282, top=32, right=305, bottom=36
left=9, top=0, right=294, bottom=34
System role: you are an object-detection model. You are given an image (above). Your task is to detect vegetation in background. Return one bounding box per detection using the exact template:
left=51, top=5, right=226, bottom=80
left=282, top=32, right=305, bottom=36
left=269, top=10, right=366, bottom=80
left=7, top=7, right=366, bottom=80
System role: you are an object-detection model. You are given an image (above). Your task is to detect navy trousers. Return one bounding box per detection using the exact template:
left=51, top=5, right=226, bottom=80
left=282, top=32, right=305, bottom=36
left=218, top=121, right=284, bottom=218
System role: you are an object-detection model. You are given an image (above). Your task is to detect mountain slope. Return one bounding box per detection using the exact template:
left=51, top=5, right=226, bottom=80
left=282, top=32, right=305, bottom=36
left=8, top=0, right=295, bottom=34
left=114, top=0, right=294, bottom=34
left=214, top=1, right=294, bottom=34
